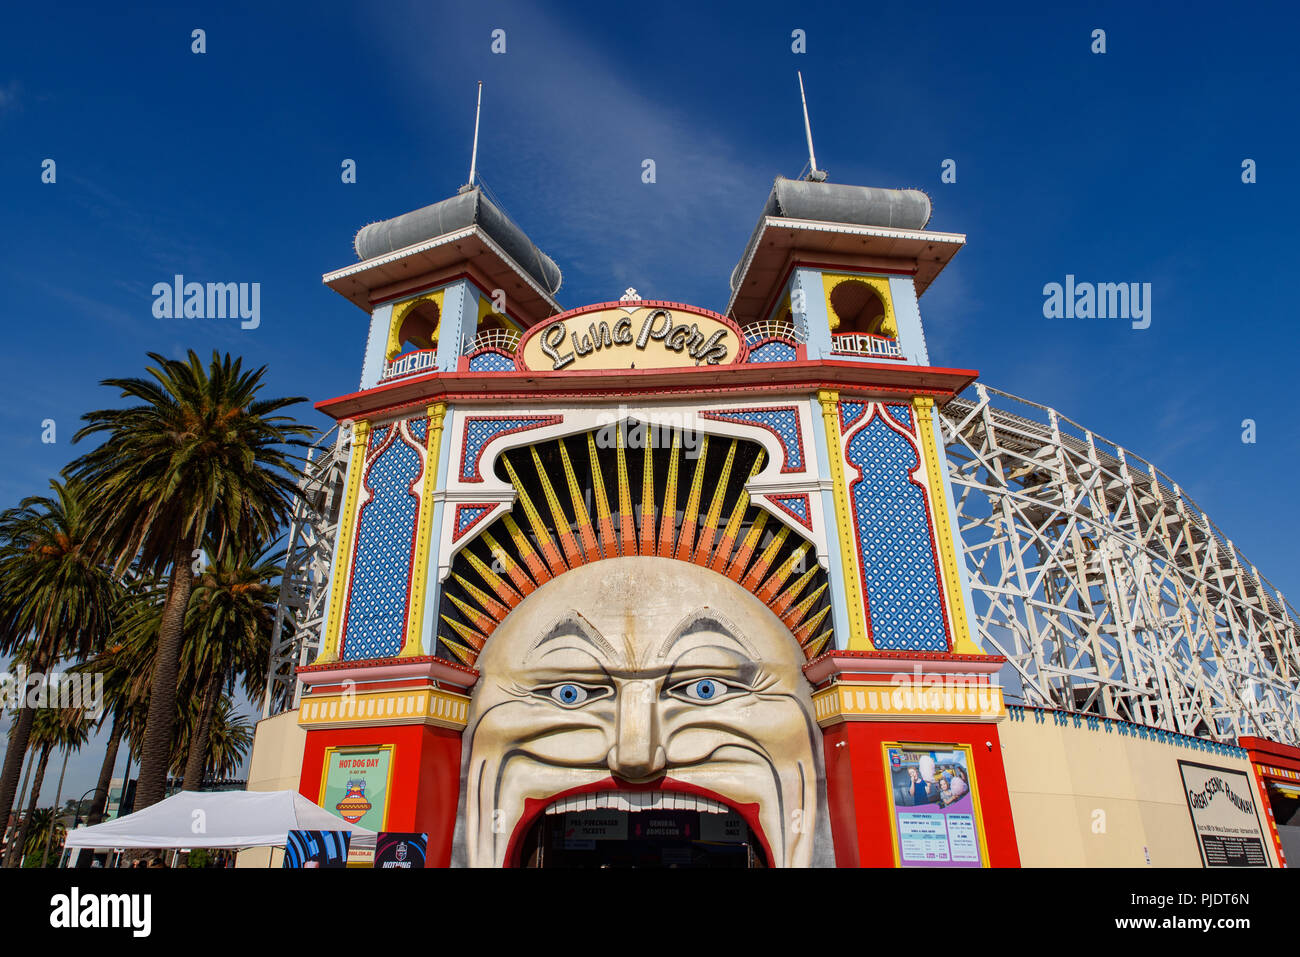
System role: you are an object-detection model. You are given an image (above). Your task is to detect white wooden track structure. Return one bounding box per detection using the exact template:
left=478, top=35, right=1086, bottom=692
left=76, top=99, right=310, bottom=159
left=264, top=389, right=1300, bottom=747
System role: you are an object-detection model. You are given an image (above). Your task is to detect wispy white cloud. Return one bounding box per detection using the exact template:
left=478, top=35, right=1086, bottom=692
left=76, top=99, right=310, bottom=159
left=361, top=3, right=780, bottom=310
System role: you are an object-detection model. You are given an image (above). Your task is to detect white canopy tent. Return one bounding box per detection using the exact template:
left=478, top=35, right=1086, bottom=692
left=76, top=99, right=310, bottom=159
left=64, top=789, right=377, bottom=850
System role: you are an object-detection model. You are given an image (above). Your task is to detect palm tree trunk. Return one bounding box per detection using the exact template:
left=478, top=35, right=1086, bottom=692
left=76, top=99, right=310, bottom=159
left=133, top=534, right=197, bottom=811
left=76, top=709, right=124, bottom=868
left=42, top=746, right=70, bottom=868
left=0, top=653, right=46, bottom=854
left=181, top=665, right=222, bottom=791
left=2, top=744, right=37, bottom=864
left=6, top=743, right=51, bottom=868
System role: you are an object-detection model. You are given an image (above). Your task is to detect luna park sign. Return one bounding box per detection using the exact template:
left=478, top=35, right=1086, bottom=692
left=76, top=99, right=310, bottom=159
left=517, top=303, right=746, bottom=372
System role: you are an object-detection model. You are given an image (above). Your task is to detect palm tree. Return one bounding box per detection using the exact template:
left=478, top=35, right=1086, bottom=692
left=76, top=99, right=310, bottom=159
left=21, top=808, right=63, bottom=866
left=70, top=583, right=157, bottom=868
left=177, top=543, right=278, bottom=790
left=0, top=480, right=118, bottom=866
left=171, top=696, right=254, bottom=782
left=67, top=351, right=310, bottom=811
left=6, top=706, right=90, bottom=867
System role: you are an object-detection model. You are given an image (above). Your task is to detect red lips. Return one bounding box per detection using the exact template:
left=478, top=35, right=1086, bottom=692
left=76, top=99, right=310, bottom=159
left=503, top=776, right=772, bottom=867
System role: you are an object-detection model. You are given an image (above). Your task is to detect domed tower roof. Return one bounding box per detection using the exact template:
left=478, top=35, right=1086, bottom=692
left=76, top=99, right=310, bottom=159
left=354, top=187, right=562, bottom=296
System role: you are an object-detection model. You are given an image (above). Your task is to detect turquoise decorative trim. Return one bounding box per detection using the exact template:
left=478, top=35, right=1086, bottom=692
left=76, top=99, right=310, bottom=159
left=1003, top=705, right=1247, bottom=758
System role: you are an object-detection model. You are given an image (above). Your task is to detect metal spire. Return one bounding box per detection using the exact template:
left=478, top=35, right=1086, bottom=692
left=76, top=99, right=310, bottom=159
left=460, top=81, right=484, bottom=194
left=798, top=72, right=827, bottom=182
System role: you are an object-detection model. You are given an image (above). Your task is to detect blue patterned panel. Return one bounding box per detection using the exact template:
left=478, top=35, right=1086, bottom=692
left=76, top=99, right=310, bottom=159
left=408, top=416, right=428, bottom=443
left=468, top=351, right=516, bottom=372
left=839, top=401, right=867, bottom=433
left=772, top=494, right=809, bottom=523
left=748, top=341, right=797, bottom=363
left=341, top=433, right=422, bottom=660
left=454, top=504, right=492, bottom=538
left=846, top=416, right=949, bottom=652
left=460, top=416, right=561, bottom=482
left=702, top=407, right=804, bottom=473
left=884, top=403, right=913, bottom=432
left=769, top=493, right=813, bottom=529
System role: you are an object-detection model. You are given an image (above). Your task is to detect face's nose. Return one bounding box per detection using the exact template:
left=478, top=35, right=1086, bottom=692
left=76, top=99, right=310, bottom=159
left=607, top=680, right=666, bottom=781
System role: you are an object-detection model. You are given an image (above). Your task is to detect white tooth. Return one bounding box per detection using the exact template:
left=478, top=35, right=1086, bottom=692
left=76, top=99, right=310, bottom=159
left=616, top=793, right=630, bottom=812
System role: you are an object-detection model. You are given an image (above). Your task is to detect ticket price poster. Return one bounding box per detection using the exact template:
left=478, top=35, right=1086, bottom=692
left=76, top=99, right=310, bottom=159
left=886, top=745, right=984, bottom=867
left=321, top=745, right=393, bottom=833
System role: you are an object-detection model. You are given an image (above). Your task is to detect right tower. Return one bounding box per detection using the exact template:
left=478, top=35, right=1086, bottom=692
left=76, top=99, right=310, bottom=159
left=728, top=176, right=1020, bottom=867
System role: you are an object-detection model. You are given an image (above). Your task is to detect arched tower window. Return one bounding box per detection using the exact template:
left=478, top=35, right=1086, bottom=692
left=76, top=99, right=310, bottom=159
left=828, top=278, right=893, bottom=337
left=386, top=295, right=443, bottom=360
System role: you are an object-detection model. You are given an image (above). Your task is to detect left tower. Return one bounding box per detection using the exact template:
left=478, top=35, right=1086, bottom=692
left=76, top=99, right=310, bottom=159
left=292, top=189, right=564, bottom=865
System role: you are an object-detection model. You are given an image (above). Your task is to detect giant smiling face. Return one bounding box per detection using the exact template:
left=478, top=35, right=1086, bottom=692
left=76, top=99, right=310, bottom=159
left=453, top=556, right=829, bottom=867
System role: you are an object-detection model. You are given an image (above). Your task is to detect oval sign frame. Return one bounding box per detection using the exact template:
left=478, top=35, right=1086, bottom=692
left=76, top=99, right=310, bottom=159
left=516, top=300, right=749, bottom=372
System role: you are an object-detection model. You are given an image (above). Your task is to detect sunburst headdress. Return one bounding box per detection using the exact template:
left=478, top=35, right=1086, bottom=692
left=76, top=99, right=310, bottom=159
left=437, top=421, right=833, bottom=667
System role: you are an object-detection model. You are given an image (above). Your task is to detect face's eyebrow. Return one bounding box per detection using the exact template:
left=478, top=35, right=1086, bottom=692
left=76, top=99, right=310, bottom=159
left=524, top=610, right=616, bottom=663
left=656, top=608, right=756, bottom=661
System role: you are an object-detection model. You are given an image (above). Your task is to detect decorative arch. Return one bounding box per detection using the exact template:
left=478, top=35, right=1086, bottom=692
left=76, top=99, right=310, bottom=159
left=386, top=290, right=445, bottom=361
left=821, top=273, right=897, bottom=338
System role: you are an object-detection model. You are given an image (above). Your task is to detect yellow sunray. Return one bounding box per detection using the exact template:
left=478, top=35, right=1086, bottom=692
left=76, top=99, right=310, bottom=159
left=616, top=424, right=635, bottom=555
left=639, top=426, right=656, bottom=556
left=657, top=431, right=681, bottom=558
left=676, top=434, right=708, bottom=563
left=559, top=438, right=601, bottom=563
left=586, top=433, right=616, bottom=559
left=502, top=514, right=551, bottom=586
left=757, top=541, right=809, bottom=604
left=482, top=530, right=535, bottom=596
left=440, top=613, right=487, bottom=651
left=503, top=455, right=568, bottom=576
left=530, top=445, right=583, bottom=567
left=768, top=564, right=818, bottom=618
left=463, top=548, right=523, bottom=608
left=726, top=510, right=768, bottom=582
left=694, top=438, right=735, bottom=566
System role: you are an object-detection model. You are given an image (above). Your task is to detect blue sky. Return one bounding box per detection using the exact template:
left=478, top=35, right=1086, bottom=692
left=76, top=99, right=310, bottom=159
left=2, top=1, right=1298, bottom=806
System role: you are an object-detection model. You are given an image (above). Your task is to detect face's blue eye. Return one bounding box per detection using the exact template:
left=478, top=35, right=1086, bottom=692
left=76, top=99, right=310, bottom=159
left=550, top=683, right=589, bottom=706
left=683, top=678, right=724, bottom=701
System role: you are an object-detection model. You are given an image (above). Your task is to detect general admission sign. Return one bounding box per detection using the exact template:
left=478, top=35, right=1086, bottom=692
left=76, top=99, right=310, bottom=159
left=517, top=302, right=747, bottom=372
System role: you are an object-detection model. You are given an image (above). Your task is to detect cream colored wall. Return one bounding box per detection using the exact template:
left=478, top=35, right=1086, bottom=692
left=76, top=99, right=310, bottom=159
left=1000, top=713, right=1278, bottom=868
left=235, top=709, right=305, bottom=869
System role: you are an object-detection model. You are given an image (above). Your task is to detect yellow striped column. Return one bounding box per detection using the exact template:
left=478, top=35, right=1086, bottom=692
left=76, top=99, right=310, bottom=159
left=818, top=390, right=870, bottom=649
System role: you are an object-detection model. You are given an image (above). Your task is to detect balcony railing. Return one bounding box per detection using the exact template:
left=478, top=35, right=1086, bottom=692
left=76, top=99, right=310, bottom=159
left=462, top=328, right=521, bottom=356
left=830, top=332, right=904, bottom=360
left=381, top=349, right=437, bottom=382
left=742, top=319, right=805, bottom=346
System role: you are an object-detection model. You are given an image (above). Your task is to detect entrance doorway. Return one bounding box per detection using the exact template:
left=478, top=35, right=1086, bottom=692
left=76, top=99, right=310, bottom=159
left=519, top=809, right=767, bottom=868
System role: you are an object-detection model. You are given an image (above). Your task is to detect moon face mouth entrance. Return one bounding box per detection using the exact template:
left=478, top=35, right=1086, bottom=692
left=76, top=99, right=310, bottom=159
left=518, top=789, right=769, bottom=868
